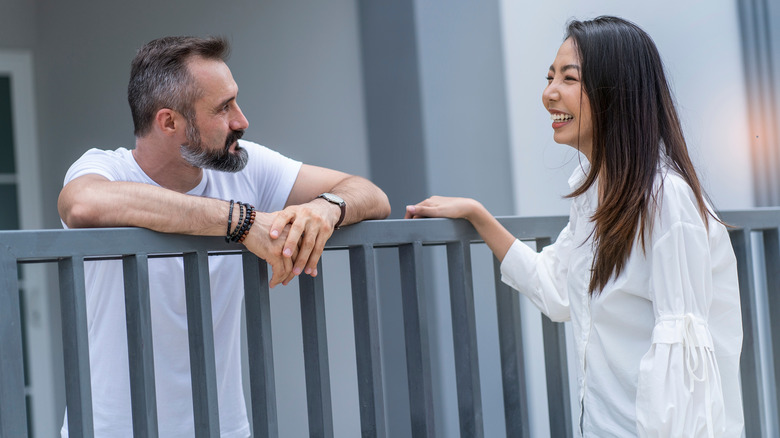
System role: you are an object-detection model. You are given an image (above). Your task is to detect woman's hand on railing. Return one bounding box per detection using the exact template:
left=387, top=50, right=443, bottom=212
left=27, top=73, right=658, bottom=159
left=405, top=196, right=516, bottom=263
left=404, top=196, right=481, bottom=220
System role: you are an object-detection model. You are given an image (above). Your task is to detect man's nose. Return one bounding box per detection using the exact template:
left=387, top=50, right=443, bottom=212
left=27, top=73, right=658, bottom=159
left=231, top=105, right=249, bottom=131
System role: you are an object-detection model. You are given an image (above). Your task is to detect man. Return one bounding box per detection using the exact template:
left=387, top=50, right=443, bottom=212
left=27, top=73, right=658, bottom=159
left=57, top=36, right=390, bottom=437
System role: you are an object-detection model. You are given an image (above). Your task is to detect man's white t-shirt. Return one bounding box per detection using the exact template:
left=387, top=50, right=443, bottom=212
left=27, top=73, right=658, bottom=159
left=60, top=140, right=301, bottom=438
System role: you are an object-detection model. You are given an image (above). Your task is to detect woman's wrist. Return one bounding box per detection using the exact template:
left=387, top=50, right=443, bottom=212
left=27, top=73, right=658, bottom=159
left=463, top=199, right=489, bottom=225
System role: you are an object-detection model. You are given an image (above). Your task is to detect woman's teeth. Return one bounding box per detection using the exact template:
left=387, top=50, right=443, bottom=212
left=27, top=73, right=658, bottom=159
left=551, top=113, right=573, bottom=121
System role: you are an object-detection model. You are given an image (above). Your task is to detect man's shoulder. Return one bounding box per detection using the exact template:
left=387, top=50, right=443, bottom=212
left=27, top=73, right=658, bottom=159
left=64, top=147, right=139, bottom=185
left=75, top=147, right=133, bottom=163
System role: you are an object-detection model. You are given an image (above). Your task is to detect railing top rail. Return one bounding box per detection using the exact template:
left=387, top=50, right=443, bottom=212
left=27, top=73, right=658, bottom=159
left=719, top=208, right=780, bottom=229
left=2, top=208, right=778, bottom=262
left=0, top=216, right=570, bottom=262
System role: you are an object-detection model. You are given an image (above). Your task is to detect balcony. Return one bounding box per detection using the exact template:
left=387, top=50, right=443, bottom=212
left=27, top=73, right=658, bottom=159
left=1, top=211, right=779, bottom=437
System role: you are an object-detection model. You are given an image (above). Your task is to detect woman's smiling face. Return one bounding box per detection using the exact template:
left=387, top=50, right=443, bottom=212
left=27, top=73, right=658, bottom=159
left=542, top=38, right=593, bottom=159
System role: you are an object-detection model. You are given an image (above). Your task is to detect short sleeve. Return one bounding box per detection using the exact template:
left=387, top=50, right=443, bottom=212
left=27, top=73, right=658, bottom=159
left=63, top=148, right=141, bottom=185
left=635, top=221, right=727, bottom=437
left=500, top=223, right=574, bottom=322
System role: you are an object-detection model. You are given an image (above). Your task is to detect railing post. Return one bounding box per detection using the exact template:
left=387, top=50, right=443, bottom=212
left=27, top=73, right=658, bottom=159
left=241, top=253, right=278, bottom=438
left=349, top=244, right=387, bottom=437
left=730, top=228, right=763, bottom=438
left=493, top=256, right=530, bottom=438
left=542, top=317, right=572, bottom=437
left=59, top=255, right=94, bottom=438
left=122, top=253, right=159, bottom=438
left=183, top=251, right=220, bottom=437
left=0, top=253, right=28, bottom=437
left=534, top=237, right=573, bottom=438
left=299, top=261, right=334, bottom=438
left=446, top=240, right=483, bottom=438
left=765, top=228, right=780, bottom=428
left=398, top=242, right=436, bottom=438
left=8, top=215, right=778, bottom=438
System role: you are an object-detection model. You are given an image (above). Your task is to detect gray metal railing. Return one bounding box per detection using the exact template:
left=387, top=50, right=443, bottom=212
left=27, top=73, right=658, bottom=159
left=0, top=211, right=778, bottom=437
left=722, top=209, right=780, bottom=437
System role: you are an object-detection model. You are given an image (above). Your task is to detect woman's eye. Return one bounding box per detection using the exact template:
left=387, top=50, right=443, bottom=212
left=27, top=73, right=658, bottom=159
left=545, top=75, right=553, bottom=82
left=565, top=76, right=578, bottom=82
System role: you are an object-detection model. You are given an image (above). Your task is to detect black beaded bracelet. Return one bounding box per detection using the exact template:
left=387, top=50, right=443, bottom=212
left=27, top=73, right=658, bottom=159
left=237, top=204, right=256, bottom=244
left=225, top=201, right=257, bottom=244
left=225, top=200, right=235, bottom=242
left=234, top=202, right=252, bottom=242
left=226, top=202, right=245, bottom=242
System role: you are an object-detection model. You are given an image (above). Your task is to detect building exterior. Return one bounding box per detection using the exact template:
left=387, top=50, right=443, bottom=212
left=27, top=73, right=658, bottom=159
left=0, top=0, right=777, bottom=436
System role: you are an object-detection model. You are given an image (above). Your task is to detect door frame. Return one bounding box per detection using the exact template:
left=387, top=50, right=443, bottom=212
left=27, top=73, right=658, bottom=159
left=0, top=50, right=57, bottom=437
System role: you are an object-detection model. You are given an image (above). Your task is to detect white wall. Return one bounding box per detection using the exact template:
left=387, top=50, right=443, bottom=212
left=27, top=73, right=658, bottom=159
left=499, top=1, right=753, bottom=436
left=500, top=0, right=753, bottom=216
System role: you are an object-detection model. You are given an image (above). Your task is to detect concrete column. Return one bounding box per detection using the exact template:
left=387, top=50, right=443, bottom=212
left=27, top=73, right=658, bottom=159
left=358, top=1, right=515, bottom=436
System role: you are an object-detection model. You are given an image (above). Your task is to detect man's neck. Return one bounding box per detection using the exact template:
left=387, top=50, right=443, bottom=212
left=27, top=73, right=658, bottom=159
left=133, top=136, right=203, bottom=193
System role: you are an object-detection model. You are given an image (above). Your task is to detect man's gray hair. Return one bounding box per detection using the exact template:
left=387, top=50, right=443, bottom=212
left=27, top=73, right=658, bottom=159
left=127, top=36, right=230, bottom=136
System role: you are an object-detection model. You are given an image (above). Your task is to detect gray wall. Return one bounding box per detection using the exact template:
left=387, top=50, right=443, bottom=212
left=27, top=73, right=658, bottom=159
left=0, top=0, right=35, bottom=49
left=33, top=0, right=371, bottom=230
left=26, top=0, right=518, bottom=434
left=23, top=0, right=373, bottom=436
left=414, top=2, right=515, bottom=437
left=358, top=0, right=515, bottom=435
left=23, top=0, right=514, bottom=436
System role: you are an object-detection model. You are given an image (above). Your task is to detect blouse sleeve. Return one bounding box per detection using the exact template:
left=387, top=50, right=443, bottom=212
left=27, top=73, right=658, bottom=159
left=635, top=221, right=727, bottom=437
left=499, top=223, right=574, bottom=322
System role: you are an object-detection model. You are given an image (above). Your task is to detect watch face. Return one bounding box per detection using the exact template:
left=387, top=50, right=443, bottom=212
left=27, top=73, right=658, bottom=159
left=319, top=192, right=346, bottom=229
left=320, top=192, right=345, bottom=205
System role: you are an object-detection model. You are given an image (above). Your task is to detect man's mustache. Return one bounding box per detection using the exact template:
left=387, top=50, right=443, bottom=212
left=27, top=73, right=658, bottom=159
left=225, top=129, right=245, bottom=149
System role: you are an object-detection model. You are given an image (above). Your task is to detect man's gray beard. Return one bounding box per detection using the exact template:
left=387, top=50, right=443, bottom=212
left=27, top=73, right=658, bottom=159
left=180, top=125, right=248, bottom=172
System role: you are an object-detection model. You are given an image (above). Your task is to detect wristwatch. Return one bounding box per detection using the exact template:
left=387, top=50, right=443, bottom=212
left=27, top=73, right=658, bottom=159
left=317, top=192, right=346, bottom=229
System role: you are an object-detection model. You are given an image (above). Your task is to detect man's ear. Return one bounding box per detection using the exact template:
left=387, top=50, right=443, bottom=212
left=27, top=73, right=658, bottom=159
left=154, top=108, right=181, bottom=136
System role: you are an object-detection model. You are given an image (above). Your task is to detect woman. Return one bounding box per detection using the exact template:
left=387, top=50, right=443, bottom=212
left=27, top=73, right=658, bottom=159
left=405, top=16, right=743, bottom=437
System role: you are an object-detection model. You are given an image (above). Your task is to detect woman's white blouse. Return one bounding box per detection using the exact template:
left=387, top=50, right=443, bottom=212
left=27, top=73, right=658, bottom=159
left=500, top=163, right=744, bottom=437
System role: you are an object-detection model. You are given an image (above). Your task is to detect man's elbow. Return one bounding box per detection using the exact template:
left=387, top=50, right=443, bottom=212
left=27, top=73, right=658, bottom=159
left=371, top=190, right=391, bottom=219
left=58, top=190, right=102, bottom=229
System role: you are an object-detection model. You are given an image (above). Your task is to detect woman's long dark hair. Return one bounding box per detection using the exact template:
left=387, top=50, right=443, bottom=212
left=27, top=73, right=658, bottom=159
left=565, top=16, right=714, bottom=295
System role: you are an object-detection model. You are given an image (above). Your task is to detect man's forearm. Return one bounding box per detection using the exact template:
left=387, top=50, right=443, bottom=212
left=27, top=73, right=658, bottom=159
left=60, top=174, right=297, bottom=285
left=327, top=175, right=391, bottom=226
left=59, top=175, right=229, bottom=236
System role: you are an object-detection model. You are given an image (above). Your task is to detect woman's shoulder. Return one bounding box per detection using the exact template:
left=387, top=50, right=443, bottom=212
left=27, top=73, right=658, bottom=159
left=652, top=168, right=711, bottom=230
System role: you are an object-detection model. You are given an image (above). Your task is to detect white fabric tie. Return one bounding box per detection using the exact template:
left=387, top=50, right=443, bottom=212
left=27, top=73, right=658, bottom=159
left=657, top=313, right=714, bottom=438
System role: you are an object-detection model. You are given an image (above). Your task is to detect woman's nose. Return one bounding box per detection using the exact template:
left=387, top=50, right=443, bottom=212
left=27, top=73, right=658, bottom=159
left=542, top=83, right=559, bottom=105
